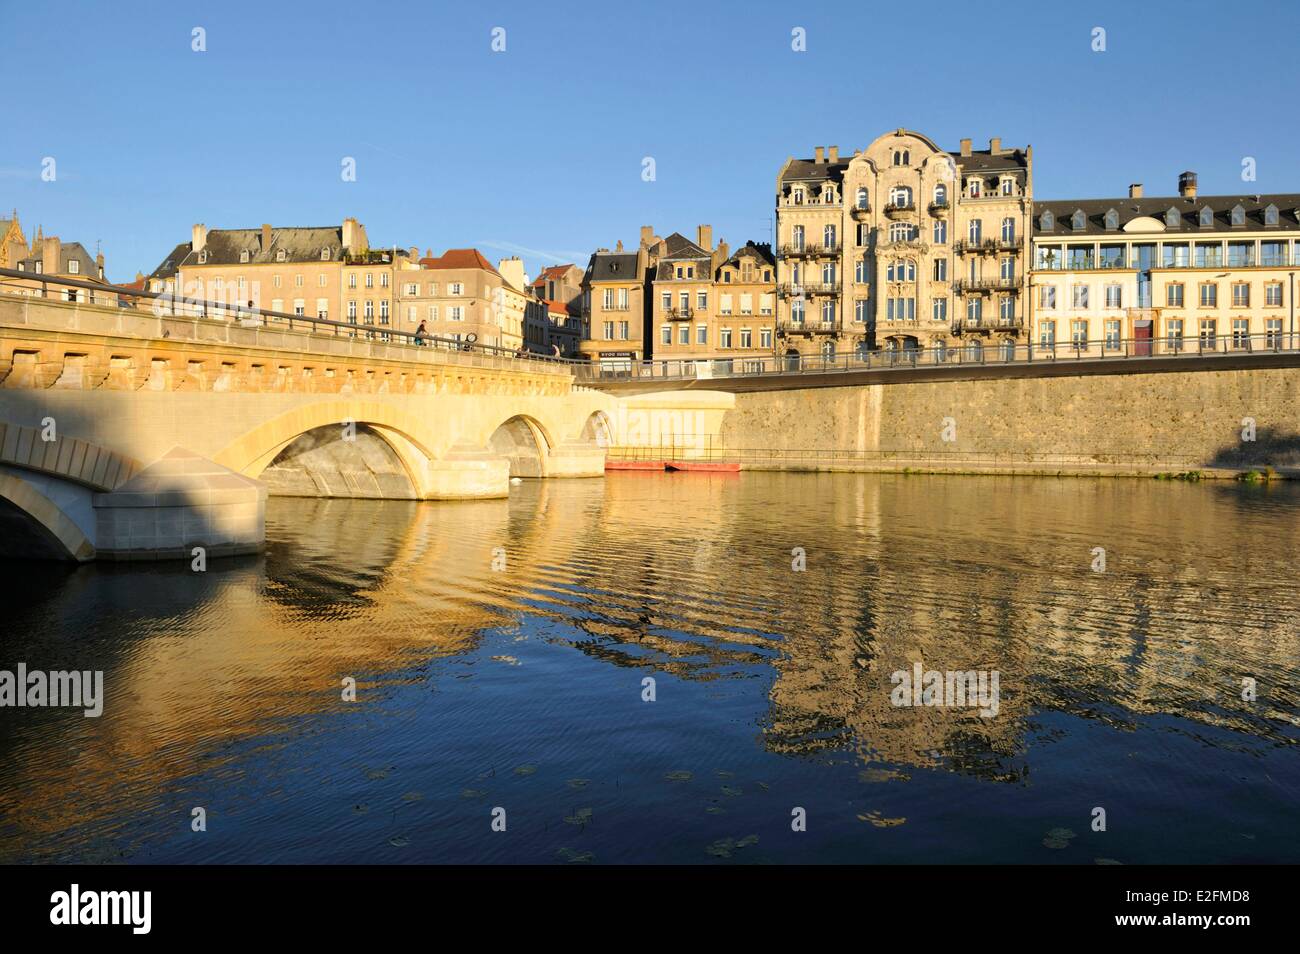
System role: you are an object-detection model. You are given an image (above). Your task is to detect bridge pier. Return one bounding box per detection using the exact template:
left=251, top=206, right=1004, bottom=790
left=419, top=443, right=511, bottom=499
left=92, top=447, right=265, bottom=561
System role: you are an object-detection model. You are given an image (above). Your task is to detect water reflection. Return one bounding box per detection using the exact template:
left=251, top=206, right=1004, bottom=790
left=1, top=473, right=1297, bottom=863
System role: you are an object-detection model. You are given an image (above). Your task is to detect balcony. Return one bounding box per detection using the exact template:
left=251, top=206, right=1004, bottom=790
left=849, top=203, right=872, bottom=218
left=954, top=238, right=1021, bottom=255
left=665, top=307, right=693, bottom=321
left=779, top=244, right=815, bottom=260
left=952, top=316, right=1023, bottom=335
left=953, top=277, right=1021, bottom=294
left=884, top=201, right=915, bottom=218
left=777, top=319, right=840, bottom=337
left=778, top=283, right=840, bottom=299
left=928, top=199, right=950, bottom=216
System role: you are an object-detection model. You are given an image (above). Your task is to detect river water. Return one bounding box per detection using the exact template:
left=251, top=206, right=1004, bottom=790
left=1, top=472, right=1297, bottom=864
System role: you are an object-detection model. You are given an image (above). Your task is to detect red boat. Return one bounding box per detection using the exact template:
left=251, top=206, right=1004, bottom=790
left=665, top=461, right=740, bottom=473
left=605, top=460, right=666, bottom=471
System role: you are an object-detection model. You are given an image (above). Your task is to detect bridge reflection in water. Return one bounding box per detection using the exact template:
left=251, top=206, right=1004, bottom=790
left=1, top=473, right=1297, bottom=863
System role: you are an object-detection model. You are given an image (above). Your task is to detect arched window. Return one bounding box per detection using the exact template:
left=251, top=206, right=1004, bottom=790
left=889, top=222, right=916, bottom=242
left=1265, top=204, right=1279, bottom=226
left=1230, top=204, right=1245, bottom=226
left=1104, top=209, right=1119, bottom=230
left=1041, top=210, right=1055, bottom=230
left=856, top=187, right=869, bottom=209
left=889, top=185, right=912, bottom=207
left=1071, top=210, right=1086, bottom=231
left=933, top=183, right=947, bottom=206
left=902, top=149, right=910, bottom=166
left=320, top=247, right=331, bottom=261
left=1199, top=207, right=1213, bottom=227
left=1165, top=208, right=1180, bottom=227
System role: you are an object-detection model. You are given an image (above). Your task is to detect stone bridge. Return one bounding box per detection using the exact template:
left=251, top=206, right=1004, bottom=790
left=0, top=294, right=727, bottom=562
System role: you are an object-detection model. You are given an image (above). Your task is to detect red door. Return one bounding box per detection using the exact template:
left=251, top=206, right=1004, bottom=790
left=1134, top=321, right=1153, bottom=356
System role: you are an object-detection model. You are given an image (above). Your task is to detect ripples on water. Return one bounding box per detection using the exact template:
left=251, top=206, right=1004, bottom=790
left=1, top=473, right=1297, bottom=864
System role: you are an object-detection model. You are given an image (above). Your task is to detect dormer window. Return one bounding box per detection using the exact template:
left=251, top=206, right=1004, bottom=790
left=276, top=248, right=287, bottom=262
left=1265, top=204, right=1279, bottom=226
left=792, top=188, right=804, bottom=205
left=1000, top=177, right=1014, bottom=196
left=1040, top=210, right=1055, bottom=230
left=1199, top=207, right=1213, bottom=228
left=320, top=247, right=331, bottom=260
left=1165, top=207, right=1181, bottom=227
left=1103, top=209, right=1119, bottom=230
left=239, top=249, right=250, bottom=263
left=968, top=178, right=982, bottom=198
left=198, top=250, right=208, bottom=264
left=1071, top=210, right=1086, bottom=231
left=823, top=187, right=836, bottom=204
left=1230, top=204, right=1246, bottom=226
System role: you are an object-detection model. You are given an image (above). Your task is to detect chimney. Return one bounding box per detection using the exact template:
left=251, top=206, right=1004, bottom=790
left=814, top=146, right=825, bottom=163
left=640, top=225, right=655, bottom=249
left=192, top=223, right=208, bottom=253
left=828, top=146, right=839, bottom=163
left=959, top=138, right=972, bottom=157
left=342, top=216, right=366, bottom=252
left=989, top=137, right=1001, bottom=155
left=261, top=223, right=272, bottom=253
left=408, top=246, right=418, bottom=260
left=1128, top=183, right=1144, bottom=199
left=697, top=224, right=713, bottom=251
left=1178, top=171, right=1198, bottom=199
left=43, top=236, right=61, bottom=273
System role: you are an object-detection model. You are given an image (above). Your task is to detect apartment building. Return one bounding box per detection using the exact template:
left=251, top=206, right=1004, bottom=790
left=3, top=226, right=115, bottom=305
left=775, top=130, right=1032, bottom=362
left=525, top=263, right=584, bottom=356
left=713, top=241, right=777, bottom=367
left=1030, top=173, right=1300, bottom=356
left=170, top=218, right=398, bottom=327
left=394, top=248, right=523, bottom=350
left=651, top=226, right=725, bottom=364
left=578, top=229, right=658, bottom=368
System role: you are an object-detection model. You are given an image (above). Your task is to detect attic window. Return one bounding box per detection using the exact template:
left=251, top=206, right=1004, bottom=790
left=1040, top=210, right=1054, bottom=230
left=276, top=249, right=287, bottom=262
left=1104, top=209, right=1119, bottom=230
left=198, top=250, right=208, bottom=264
left=239, top=250, right=250, bottom=263
left=1165, top=207, right=1181, bottom=227
left=1265, top=204, right=1279, bottom=226
left=609, top=262, right=619, bottom=273
left=1230, top=204, right=1246, bottom=226
left=1199, top=207, right=1213, bottom=227
left=320, top=247, right=331, bottom=260
left=1071, top=210, right=1086, bottom=231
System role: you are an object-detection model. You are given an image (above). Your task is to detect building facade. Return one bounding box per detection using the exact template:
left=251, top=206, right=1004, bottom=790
left=394, top=248, right=522, bottom=350
left=775, top=130, right=1032, bottom=363
left=1029, top=174, right=1300, bottom=357
left=578, top=229, right=658, bottom=368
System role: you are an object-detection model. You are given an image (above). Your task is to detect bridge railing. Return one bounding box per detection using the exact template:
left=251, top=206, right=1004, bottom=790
left=0, top=268, right=578, bottom=375
left=564, top=330, right=1300, bottom=383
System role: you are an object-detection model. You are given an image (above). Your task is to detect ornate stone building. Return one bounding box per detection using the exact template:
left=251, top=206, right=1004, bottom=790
left=775, top=130, right=1032, bottom=362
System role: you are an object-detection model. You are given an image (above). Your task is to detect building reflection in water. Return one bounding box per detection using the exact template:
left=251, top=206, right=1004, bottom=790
left=1, top=473, right=1297, bottom=861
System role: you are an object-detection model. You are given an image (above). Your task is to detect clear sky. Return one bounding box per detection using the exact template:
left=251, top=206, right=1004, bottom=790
left=3, top=0, right=1299, bottom=283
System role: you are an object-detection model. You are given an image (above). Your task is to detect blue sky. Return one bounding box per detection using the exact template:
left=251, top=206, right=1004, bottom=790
left=3, top=0, right=1298, bottom=282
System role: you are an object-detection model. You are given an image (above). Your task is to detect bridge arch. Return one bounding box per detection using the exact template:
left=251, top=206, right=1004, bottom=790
left=212, top=401, right=441, bottom=498
left=580, top=410, right=614, bottom=448
left=488, top=415, right=552, bottom=478
left=0, top=471, right=95, bottom=561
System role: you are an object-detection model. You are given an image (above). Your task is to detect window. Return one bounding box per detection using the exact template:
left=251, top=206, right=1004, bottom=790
left=293, top=299, right=305, bottom=316
left=1103, top=209, right=1119, bottom=230
left=855, top=298, right=869, bottom=323
left=1001, top=178, right=1014, bottom=196
left=364, top=300, right=374, bottom=320
left=678, top=325, right=688, bottom=345
left=856, top=187, right=869, bottom=209
left=321, top=248, right=331, bottom=261
left=67, top=259, right=80, bottom=274
left=856, top=258, right=870, bottom=283
left=1041, top=210, right=1055, bottom=230
left=720, top=328, right=733, bottom=349
left=1232, top=283, right=1250, bottom=307
left=889, top=222, right=918, bottom=242
left=739, top=293, right=752, bottom=314
left=718, top=293, right=731, bottom=315
left=792, top=188, right=804, bottom=205
left=348, top=273, right=357, bottom=289
left=1162, top=243, right=1189, bottom=268
left=239, top=250, right=250, bottom=263
left=365, top=273, right=374, bottom=288
left=1230, top=204, right=1245, bottom=226
left=1039, top=285, right=1057, bottom=309
left=823, top=225, right=837, bottom=249
left=379, top=300, right=389, bottom=324
left=1000, top=257, right=1014, bottom=281
left=761, top=328, right=773, bottom=348
left=603, top=321, right=614, bottom=339
left=452, top=282, right=465, bottom=296
left=821, top=299, right=837, bottom=324
left=1039, top=319, right=1056, bottom=348
left=1199, top=318, right=1217, bottom=348
left=1266, top=282, right=1283, bottom=306
left=1227, top=241, right=1254, bottom=267
left=822, top=262, right=837, bottom=284
left=294, top=274, right=303, bottom=287
left=1166, top=318, right=1184, bottom=351
left=1072, top=284, right=1089, bottom=309
left=276, top=249, right=286, bottom=262
left=1105, top=284, right=1122, bottom=308
left=697, top=291, right=708, bottom=310
left=347, top=300, right=357, bottom=320
left=934, top=259, right=947, bottom=281
left=661, top=326, right=671, bottom=345
left=740, top=328, right=752, bottom=348
left=1267, top=318, right=1283, bottom=348
left=760, top=294, right=774, bottom=316
left=317, top=299, right=329, bottom=319
left=933, top=184, right=947, bottom=206
left=966, top=297, right=982, bottom=320
left=1071, top=319, right=1088, bottom=349
left=1199, top=207, right=1213, bottom=228
left=696, top=325, right=707, bottom=344
left=968, top=220, right=982, bottom=244
left=1261, top=241, right=1287, bottom=266
left=933, top=219, right=947, bottom=244
left=792, top=225, right=805, bottom=250
left=932, top=297, right=947, bottom=321
left=1167, top=284, right=1184, bottom=307
left=1071, top=210, right=1086, bottom=231
left=968, top=178, right=982, bottom=198
left=889, top=185, right=912, bottom=207
left=1164, top=208, right=1180, bottom=228
left=318, top=274, right=327, bottom=287
left=1001, top=218, right=1015, bottom=243
left=603, top=289, right=613, bottom=310
left=1105, top=319, right=1120, bottom=350
left=999, top=296, right=1015, bottom=321
left=618, top=321, right=629, bottom=339
left=1199, top=283, right=1217, bottom=307
left=1265, top=204, right=1279, bottom=226
left=1232, top=318, right=1250, bottom=349
left=791, top=299, right=805, bottom=323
